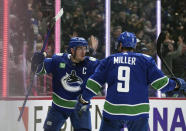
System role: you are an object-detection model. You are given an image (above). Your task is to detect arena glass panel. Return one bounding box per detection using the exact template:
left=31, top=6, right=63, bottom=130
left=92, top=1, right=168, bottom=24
left=1, top=0, right=106, bottom=97
left=0, top=0, right=3, bottom=97
left=110, top=0, right=186, bottom=98
left=111, top=0, right=158, bottom=97
left=6, top=0, right=55, bottom=97
left=160, top=0, right=186, bottom=98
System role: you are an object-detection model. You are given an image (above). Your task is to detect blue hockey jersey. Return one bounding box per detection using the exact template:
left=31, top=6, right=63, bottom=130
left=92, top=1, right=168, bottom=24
left=40, top=53, right=99, bottom=112
left=82, top=52, right=177, bottom=120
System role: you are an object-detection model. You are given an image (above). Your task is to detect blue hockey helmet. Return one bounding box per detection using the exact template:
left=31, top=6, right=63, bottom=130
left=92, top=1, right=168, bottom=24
left=118, top=32, right=137, bottom=48
left=69, top=37, right=88, bottom=49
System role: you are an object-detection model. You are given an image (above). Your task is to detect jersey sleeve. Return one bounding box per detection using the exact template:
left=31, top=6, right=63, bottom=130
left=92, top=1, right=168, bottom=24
left=146, top=57, right=176, bottom=93
left=43, top=57, right=54, bottom=73
left=82, top=58, right=108, bottom=101
left=37, top=55, right=57, bottom=74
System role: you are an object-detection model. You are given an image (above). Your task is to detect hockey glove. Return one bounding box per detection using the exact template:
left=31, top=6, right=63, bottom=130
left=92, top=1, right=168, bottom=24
left=31, top=52, right=45, bottom=72
left=172, top=78, right=186, bottom=92
left=75, top=95, right=90, bottom=117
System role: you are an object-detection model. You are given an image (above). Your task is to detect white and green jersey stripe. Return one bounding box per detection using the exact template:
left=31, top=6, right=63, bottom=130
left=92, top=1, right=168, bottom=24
left=86, top=79, right=102, bottom=95
left=151, top=76, right=169, bottom=90
left=103, top=100, right=149, bottom=116
left=52, top=93, right=77, bottom=109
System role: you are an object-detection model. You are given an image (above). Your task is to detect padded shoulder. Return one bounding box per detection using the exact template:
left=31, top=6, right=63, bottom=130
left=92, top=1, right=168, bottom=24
left=89, top=56, right=97, bottom=61
left=142, top=53, right=151, bottom=58
left=135, top=53, right=153, bottom=61
left=55, top=53, right=64, bottom=56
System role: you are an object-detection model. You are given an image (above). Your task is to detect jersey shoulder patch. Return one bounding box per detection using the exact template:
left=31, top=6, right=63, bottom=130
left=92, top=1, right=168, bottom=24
left=89, top=57, right=97, bottom=61
left=142, top=54, right=151, bottom=58
left=140, top=53, right=154, bottom=63
left=52, top=53, right=66, bottom=60
left=56, top=53, right=64, bottom=56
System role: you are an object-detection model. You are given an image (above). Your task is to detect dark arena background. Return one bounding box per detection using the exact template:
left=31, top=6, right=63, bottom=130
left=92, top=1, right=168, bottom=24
left=0, top=0, right=186, bottom=131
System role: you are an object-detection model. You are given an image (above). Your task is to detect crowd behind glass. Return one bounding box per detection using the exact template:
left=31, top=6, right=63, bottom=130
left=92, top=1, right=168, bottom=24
left=4, top=0, right=186, bottom=97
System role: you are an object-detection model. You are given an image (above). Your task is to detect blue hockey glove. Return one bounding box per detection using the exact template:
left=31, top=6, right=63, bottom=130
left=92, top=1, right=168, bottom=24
left=173, top=78, right=186, bottom=92
left=177, top=78, right=186, bottom=92
left=31, top=52, right=45, bottom=72
left=75, top=95, right=90, bottom=117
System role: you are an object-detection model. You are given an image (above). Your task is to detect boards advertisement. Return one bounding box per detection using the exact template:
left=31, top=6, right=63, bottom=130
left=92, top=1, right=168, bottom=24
left=0, top=98, right=186, bottom=131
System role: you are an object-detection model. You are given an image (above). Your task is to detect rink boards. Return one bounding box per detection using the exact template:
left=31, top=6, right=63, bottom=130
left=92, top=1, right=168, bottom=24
left=0, top=97, right=186, bottom=131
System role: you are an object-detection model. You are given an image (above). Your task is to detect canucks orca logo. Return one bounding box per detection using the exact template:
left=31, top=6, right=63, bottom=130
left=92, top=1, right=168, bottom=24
left=61, top=70, right=83, bottom=92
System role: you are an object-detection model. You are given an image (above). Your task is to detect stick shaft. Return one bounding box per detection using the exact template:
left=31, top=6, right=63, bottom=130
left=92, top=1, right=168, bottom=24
left=17, top=8, right=63, bottom=121
left=17, top=72, right=35, bottom=121
left=41, top=23, right=54, bottom=53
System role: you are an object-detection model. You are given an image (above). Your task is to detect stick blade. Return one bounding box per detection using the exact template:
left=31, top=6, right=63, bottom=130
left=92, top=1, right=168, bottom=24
left=54, top=8, right=64, bottom=22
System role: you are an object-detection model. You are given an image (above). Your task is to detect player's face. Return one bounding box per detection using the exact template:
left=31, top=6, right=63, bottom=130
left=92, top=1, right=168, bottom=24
left=73, top=46, right=87, bottom=62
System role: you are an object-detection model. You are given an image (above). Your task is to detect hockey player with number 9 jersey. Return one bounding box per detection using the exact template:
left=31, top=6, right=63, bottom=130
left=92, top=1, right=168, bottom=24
left=76, top=32, right=186, bottom=131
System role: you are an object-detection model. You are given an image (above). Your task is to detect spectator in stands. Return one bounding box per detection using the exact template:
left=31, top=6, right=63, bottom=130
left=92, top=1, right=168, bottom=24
left=111, top=26, right=122, bottom=54
left=161, top=31, right=183, bottom=77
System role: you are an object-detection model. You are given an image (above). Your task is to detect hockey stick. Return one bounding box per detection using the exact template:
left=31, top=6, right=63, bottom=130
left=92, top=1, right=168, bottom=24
left=156, top=32, right=175, bottom=77
left=17, top=8, right=64, bottom=121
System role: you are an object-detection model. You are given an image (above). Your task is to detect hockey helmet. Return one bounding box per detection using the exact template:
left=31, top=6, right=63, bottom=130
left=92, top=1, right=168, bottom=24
left=118, top=32, right=137, bottom=48
left=69, top=37, right=88, bottom=49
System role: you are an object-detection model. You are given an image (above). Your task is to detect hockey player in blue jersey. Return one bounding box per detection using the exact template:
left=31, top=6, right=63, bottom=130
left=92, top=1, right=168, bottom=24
left=31, top=37, right=99, bottom=131
left=76, top=32, right=186, bottom=131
